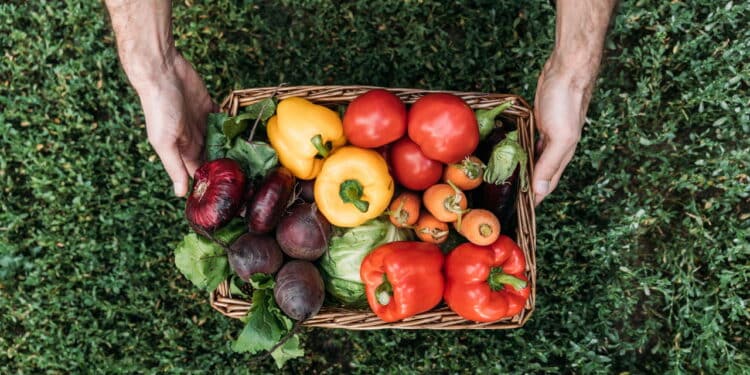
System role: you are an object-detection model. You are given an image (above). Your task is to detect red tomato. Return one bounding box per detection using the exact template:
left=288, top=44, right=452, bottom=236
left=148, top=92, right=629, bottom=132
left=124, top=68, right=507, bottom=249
left=389, top=137, right=443, bottom=191
left=407, top=93, right=479, bottom=164
left=343, top=89, right=407, bottom=148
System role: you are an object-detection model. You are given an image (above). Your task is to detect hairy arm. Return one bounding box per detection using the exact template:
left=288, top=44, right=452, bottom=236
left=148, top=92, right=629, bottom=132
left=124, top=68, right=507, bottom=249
left=533, top=0, right=618, bottom=205
left=105, top=0, right=175, bottom=91
left=105, top=0, right=215, bottom=197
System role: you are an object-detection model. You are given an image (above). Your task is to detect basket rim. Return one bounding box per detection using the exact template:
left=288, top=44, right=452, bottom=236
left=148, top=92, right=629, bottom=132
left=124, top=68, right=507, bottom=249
left=210, top=85, right=537, bottom=330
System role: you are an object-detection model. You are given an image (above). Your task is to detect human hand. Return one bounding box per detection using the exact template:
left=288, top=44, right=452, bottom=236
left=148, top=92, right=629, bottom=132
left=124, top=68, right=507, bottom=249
left=531, top=0, right=616, bottom=205
left=135, top=54, right=216, bottom=197
left=105, top=0, right=215, bottom=197
left=532, top=59, right=593, bottom=205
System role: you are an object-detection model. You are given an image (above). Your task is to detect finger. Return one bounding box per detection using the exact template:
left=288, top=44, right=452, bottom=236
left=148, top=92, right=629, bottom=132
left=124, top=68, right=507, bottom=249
left=180, top=123, right=205, bottom=178
left=182, top=151, right=202, bottom=179
left=532, top=138, right=571, bottom=205
left=535, top=133, right=545, bottom=157
left=153, top=141, right=190, bottom=197
left=544, top=148, right=576, bottom=202
left=182, top=145, right=203, bottom=179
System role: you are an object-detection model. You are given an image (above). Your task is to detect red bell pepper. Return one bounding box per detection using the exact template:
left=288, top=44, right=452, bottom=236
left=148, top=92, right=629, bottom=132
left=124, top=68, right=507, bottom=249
left=360, top=241, right=445, bottom=322
left=444, top=235, right=530, bottom=322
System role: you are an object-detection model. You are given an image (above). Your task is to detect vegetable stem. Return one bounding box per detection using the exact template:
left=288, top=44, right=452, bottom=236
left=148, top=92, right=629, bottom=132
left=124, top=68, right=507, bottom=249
left=459, top=157, right=484, bottom=180
left=310, top=134, right=331, bottom=158
left=483, top=130, right=528, bottom=192
left=339, top=179, right=370, bottom=213
left=248, top=83, right=285, bottom=142
left=488, top=267, right=527, bottom=292
left=376, top=274, right=393, bottom=305
left=419, top=227, right=449, bottom=241
left=476, top=101, right=513, bottom=140
left=204, top=232, right=231, bottom=252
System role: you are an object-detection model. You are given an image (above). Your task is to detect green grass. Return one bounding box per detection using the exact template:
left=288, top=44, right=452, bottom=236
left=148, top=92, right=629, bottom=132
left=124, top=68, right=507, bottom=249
left=1, top=0, right=749, bottom=373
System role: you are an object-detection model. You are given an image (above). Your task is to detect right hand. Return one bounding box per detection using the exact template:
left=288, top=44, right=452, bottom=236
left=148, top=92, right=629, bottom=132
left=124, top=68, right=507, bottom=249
left=531, top=58, right=592, bottom=206
left=135, top=54, right=216, bottom=197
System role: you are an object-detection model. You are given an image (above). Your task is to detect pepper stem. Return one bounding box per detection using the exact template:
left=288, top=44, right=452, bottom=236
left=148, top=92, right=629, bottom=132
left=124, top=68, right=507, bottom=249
left=488, top=267, right=527, bottom=292
left=310, top=134, right=331, bottom=158
left=339, top=179, right=370, bottom=213
left=375, top=274, right=393, bottom=305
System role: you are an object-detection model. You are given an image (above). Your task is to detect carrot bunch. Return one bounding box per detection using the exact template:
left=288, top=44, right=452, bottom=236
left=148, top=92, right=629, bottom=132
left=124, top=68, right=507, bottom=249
left=385, top=155, right=501, bottom=246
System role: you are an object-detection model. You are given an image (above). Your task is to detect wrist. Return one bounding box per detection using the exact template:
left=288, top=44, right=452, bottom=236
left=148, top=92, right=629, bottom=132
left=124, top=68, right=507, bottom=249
left=543, top=51, right=599, bottom=95
left=550, top=0, right=616, bottom=93
left=120, top=44, right=179, bottom=94
left=106, top=0, right=177, bottom=94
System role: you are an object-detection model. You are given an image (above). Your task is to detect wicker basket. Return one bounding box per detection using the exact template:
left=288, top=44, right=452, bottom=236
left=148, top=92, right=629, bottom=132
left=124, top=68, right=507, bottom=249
left=211, top=85, right=537, bottom=330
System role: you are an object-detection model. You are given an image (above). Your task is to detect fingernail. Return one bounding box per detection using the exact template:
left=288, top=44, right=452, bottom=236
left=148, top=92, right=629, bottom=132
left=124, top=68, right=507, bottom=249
left=533, top=180, right=550, bottom=195
left=174, top=182, right=185, bottom=197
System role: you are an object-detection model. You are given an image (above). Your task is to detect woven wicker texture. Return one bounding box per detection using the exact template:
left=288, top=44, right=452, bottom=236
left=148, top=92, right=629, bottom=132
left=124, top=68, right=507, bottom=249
left=211, top=85, right=536, bottom=330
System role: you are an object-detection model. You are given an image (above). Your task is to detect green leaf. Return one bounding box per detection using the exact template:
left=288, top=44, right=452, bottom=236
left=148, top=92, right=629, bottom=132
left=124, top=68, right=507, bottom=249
left=212, top=218, right=247, bottom=244
left=230, top=275, right=250, bottom=298
left=232, top=288, right=284, bottom=354
left=242, top=98, right=276, bottom=122
left=226, top=140, right=278, bottom=179
left=220, top=99, right=276, bottom=143
left=205, top=113, right=228, bottom=161
left=270, top=335, right=304, bottom=368
left=232, top=273, right=302, bottom=367
left=249, top=273, right=276, bottom=290
left=266, top=295, right=294, bottom=331
left=174, top=233, right=230, bottom=292
left=222, top=117, right=248, bottom=142
left=173, top=220, right=245, bottom=292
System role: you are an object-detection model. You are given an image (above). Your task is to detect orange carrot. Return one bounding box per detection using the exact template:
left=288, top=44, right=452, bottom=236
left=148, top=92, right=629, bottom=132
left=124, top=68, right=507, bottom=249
left=457, top=209, right=500, bottom=246
left=423, top=181, right=468, bottom=226
left=443, top=156, right=485, bottom=190
left=414, top=211, right=449, bottom=244
left=388, top=192, right=421, bottom=228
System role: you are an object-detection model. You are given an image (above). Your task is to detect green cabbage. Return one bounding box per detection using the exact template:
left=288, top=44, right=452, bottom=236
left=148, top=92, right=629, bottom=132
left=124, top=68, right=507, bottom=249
left=318, top=218, right=413, bottom=306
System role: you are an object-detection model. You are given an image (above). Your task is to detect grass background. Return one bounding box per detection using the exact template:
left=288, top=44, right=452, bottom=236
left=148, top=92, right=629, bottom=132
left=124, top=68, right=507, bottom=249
left=1, top=0, right=748, bottom=373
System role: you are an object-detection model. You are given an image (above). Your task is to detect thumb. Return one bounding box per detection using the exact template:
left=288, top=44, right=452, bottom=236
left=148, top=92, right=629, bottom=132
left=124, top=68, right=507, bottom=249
left=532, top=137, right=568, bottom=205
left=153, top=141, right=190, bottom=197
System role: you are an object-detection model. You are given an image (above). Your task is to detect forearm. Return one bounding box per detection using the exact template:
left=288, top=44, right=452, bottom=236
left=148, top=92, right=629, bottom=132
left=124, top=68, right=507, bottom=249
left=549, top=0, right=618, bottom=89
left=105, top=0, right=175, bottom=93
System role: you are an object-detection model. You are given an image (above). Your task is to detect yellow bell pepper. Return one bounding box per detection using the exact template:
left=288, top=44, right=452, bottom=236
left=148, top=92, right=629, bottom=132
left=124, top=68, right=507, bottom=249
left=267, top=97, right=347, bottom=180
left=314, top=146, right=394, bottom=227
